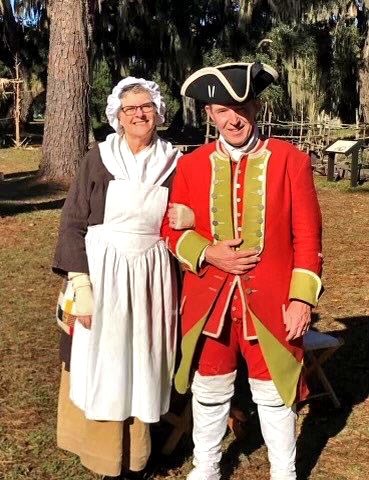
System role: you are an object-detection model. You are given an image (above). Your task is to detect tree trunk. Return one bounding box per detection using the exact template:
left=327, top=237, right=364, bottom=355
left=182, top=96, right=199, bottom=128
left=40, top=0, right=89, bottom=185
left=238, top=0, right=253, bottom=30
left=19, top=65, right=34, bottom=125
left=359, top=21, right=369, bottom=122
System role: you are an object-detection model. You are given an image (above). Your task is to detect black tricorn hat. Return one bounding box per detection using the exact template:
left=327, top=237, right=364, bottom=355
left=180, top=62, right=278, bottom=105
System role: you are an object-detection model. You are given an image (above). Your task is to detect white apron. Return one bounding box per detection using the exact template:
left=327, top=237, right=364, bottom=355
left=69, top=178, right=177, bottom=422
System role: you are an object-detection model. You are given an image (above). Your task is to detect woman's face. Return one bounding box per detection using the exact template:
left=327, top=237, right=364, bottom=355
left=118, top=90, right=157, bottom=142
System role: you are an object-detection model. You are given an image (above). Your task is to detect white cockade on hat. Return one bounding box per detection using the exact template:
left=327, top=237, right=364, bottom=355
left=105, top=76, right=166, bottom=133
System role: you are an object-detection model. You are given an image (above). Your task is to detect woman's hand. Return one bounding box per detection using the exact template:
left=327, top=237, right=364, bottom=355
left=68, top=272, right=94, bottom=330
left=77, top=315, right=92, bottom=329
left=168, top=203, right=195, bottom=230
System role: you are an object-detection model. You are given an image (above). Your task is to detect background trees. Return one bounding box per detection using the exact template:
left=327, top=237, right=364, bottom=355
left=1, top=0, right=368, bottom=184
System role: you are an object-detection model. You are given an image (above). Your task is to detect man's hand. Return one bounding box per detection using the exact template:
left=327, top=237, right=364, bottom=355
left=205, top=239, right=260, bottom=274
left=283, top=301, right=312, bottom=341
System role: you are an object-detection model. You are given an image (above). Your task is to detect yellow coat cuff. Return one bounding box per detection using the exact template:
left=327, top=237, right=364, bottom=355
left=289, top=268, right=322, bottom=307
left=176, top=230, right=211, bottom=274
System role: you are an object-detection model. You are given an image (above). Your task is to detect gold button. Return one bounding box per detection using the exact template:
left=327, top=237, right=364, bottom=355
left=212, top=207, right=217, bottom=212
left=236, top=198, right=241, bottom=203
left=237, top=213, right=242, bottom=217
left=236, top=183, right=241, bottom=188
left=213, top=220, right=219, bottom=226
left=258, top=205, right=264, bottom=210
left=256, top=231, right=262, bottom=237
left=212, top=193, right=217, bottom=199
left=214, top=233, right=220, bottom=240
left=237, top=227, right=242, bottom=232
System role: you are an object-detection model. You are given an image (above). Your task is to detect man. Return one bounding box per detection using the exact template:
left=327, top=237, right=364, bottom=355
left=162, top=62, right=323, bottom=480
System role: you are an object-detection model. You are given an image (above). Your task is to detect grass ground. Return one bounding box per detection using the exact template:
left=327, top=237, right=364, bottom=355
left=0, top=148, right=41, bottom=175
left=0, top=151, right=368, bottom=479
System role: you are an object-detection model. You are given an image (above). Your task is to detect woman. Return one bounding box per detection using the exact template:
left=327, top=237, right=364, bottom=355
left=53, top=77, right=183, bottom=479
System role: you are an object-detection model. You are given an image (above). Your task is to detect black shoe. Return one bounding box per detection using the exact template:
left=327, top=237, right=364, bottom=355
left=120, top=469, right=152, bottom=480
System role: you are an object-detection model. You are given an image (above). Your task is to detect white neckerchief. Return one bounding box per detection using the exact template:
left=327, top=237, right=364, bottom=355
left=219, top=125, right=260, bottom=162
left=98, top=133, right=181, bottom=185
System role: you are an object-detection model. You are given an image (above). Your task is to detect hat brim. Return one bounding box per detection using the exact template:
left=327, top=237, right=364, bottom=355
left=181, top=62, right=278, bottom=105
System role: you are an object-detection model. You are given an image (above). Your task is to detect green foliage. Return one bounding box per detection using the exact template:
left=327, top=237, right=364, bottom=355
left=202, top=48, right=234, bottom=68
left=330, top=24, right=362, bottom=121
left=1, top=0, right=367, bottom=128
left=0, top=60, right=11, bottom=78
left=269, top=23, right=318, bottom=62
left=260, top=18, right=363, bottom=121
left=151, top=73, right=180, bottom=124
left=91, top=59, right=112, bottom=126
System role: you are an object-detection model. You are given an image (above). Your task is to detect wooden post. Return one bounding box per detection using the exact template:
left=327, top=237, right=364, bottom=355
left=261, top=102, right=267, bottom=135
left=327, top=113, right=332, bottom=148
left=291, top=115, right=294, bottom=138
left=14, top=56, right=21, bottom=148
left=327, top=152, right=335, bottom=182
left=299, top=104, right=304, bottom=148
left=267, top=110, right=272, bottom=137
left=351, top=149, right=359, bottom=187
left=205, top=111, right=210, bottom=144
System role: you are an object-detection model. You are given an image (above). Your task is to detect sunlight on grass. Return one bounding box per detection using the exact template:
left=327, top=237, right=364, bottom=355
left=0, top=148, right=41, bottom=175
left=0, top=184, right=368, bottom=479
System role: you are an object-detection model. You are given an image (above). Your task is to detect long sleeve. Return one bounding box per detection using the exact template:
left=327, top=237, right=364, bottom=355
left=288, top=150, right=323, bottom=306
left=53, top=156, right=91, bottom=276
left=161, top=157, right=211, bottom=274
left=52, top=145, right=112, bottom=276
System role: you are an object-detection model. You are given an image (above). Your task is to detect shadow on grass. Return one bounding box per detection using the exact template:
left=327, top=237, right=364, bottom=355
left=297, top=315, right=369, bottom=479
left=157, top=315, right=369, bottom=480
left=145, top=316, right=368, bottom=479
left=218, top=315, right=369, bottom=480
left=0, top=172, right=66, bottom=216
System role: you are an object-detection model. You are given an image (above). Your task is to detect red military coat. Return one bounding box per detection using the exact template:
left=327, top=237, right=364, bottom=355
left=162, top=138, right=323, bottom=406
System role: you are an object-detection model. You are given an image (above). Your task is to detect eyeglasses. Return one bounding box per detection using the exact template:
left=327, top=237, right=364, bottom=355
left=120, top=102, right=155, bottom=116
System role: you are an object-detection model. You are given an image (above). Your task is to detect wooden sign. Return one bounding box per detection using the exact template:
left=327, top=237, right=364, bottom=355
left=325, top=139, right=362, bottom=155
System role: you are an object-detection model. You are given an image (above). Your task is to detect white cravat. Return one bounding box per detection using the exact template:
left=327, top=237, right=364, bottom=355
left=219, top=125, right=259, bottom=162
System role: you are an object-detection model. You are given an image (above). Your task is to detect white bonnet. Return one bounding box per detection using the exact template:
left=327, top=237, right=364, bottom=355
left=105, top=76, right=166, bottom=132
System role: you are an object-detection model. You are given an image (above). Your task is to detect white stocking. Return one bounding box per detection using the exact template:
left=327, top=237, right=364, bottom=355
left=187, top=370, right=237, bottom=480
left=249, top=379, right=297, bottom=480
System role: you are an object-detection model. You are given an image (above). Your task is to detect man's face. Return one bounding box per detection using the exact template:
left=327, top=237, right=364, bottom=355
left=206, top=100, right=259, bottom=147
